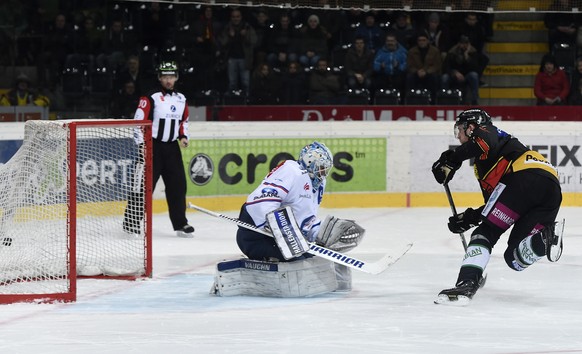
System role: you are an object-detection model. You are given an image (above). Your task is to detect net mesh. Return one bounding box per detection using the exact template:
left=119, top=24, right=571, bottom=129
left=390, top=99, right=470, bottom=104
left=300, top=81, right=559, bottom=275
left=123, top=0, right=580, bottom=13
left=0, top=120, right=150, bottom=302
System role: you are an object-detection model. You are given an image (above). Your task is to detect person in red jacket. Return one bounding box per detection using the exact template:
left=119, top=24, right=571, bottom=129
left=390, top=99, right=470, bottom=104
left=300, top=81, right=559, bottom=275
left=534, top=54, right=570, bottom=105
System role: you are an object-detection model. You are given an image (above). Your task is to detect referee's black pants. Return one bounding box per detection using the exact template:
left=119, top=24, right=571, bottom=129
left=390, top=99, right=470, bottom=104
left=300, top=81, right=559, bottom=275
left=124, top=139, right=188, bottom=231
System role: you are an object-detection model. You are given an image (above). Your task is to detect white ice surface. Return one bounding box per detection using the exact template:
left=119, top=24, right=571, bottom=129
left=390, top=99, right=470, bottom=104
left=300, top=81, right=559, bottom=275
left=1, top=207, right=581, bottom=354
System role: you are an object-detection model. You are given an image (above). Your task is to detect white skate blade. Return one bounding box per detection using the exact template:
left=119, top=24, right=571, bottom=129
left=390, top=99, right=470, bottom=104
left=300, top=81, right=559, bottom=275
left=434, top=294, right=471, bottom=306
left=176, top=230, right=194, bottom=238
left=548, top=218, right=565, bottom=262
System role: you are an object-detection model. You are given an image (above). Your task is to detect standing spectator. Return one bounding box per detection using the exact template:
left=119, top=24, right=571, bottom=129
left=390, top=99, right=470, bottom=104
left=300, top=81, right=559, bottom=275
left=219, top=8, right=257, bottom=93
left=456, top=12, right=490, bottom=85
left=123, top=61, right=195, bottom=238
left=373, top=32, right=408, bottom=94
left=0, top=73, right=50, bottom=107
left=354, top=13, right=385, bottom=54
left=38, top=13, right=72, bottom=89
left=265, top=13, right=299, bottom=70
left=441, top=35, right=480, bottom=105
left=422, top=12, right=452, bottom=58
left=279, top=61, right=308, bottom=104
left=309, top=58, right=344, bottom=105
left=139, top=2, right=171, bottom=52
left=110, top=80, right=139, bottom=119
left=406, top=32, right=442, bottom=101
left=97, top=18, right=138, bottom=71
left=452, top=0, right=494, bottom=39
left=65, top=15, right=104, bottom=72
left=534, top=54, right=570, bottom=106
left=568, top=77, right=582, bottom=105
left=568, top=56, right=582, bottom=103
left=390, top=11, right=416, bottom=49
left=544, top=0, right=579, bottom=51
left=249, top=63, right=279, bottom=105
left=188, top=6, right=222, bottom=90
left=251, top=8, right=273, bottom=66
left=298, top=14, right=329, bottom=68
left=345, top=36, right=374, bottom=91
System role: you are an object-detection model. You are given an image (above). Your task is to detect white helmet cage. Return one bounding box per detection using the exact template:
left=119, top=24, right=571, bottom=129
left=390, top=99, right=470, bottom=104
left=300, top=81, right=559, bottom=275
left=298, top=141, right=333, bottom=188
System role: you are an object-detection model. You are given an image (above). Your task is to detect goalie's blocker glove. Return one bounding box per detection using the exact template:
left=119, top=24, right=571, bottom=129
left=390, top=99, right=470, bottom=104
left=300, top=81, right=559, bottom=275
left=448, top=206, right=483, bottom=233
left=432, top=150, right=462, bottom=184
left=316, top=216, right=365, bottom=252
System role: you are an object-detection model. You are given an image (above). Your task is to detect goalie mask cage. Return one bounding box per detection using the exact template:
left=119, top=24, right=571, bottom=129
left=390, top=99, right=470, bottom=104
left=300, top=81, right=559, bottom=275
left=0, top=119, right=153, bottom=304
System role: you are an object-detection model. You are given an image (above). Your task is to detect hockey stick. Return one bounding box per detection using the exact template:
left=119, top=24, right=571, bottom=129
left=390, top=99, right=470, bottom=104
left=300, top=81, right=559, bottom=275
left=444, top=183, right=468, bottom=250
left=443, top=184, right=487, bottom=288
left=188, top=203, right=412, bottom=275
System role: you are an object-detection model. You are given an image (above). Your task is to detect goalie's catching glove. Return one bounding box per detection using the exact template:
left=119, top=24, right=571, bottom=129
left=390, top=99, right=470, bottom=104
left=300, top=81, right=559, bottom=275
left=432, top=150, right=462, bottom=184
left=316, top=215, right=365, bottom=252
left=448, top=207, right=483, bottom=233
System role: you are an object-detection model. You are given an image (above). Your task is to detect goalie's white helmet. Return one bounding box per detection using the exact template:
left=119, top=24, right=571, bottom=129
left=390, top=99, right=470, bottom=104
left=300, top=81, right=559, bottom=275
left=298, top=141, right=333, bottom=189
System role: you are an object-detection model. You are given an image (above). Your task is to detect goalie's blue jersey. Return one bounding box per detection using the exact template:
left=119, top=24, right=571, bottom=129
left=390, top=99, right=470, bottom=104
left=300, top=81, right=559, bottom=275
left=244, top=160, right=325, bottom=242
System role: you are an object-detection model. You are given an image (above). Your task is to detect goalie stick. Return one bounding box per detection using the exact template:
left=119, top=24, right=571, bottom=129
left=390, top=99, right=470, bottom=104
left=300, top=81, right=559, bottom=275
left=188, top=203, right=412, bottom=275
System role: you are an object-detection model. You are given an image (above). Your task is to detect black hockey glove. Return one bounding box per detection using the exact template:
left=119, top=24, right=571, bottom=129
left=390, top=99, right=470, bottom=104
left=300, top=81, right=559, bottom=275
left=432, top=150, right=461, bottom=184
left=448, top=207, right=482, bottom=234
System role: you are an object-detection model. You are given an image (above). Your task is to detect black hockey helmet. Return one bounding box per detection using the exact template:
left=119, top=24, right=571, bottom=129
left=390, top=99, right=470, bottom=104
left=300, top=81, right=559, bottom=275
left=455, top=108, right=491, bottom=126
left=454, top=109, right=491, bottom=138
left=158, top=61, right=178, bottom=76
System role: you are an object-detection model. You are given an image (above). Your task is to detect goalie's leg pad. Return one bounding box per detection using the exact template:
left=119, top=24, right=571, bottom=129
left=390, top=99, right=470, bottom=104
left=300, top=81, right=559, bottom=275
left=334, top=264, right=352, bottom=292
left=211, top=257, right=338, bottom=297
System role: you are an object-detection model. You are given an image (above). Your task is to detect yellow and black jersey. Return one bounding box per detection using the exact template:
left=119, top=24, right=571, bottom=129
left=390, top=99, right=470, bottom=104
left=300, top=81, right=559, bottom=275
left=448, top=123, right=559, bottom=199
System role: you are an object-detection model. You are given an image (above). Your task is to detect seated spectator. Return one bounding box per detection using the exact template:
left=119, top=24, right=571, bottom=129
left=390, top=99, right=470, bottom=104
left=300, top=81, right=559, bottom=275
left=279, top=61, right=308, bottom=104
left=298, top=14, right=329, bottom=68
left=534, top=54, right=570, bottom=106
left=115, top=55, right=147, bottom=95
left=354, top=13, right=385, bottom=54
left=373, top=32, right=408, bottom=94
left=345, top=36, right=374, bottom=90
left=406, top=32, right=442, bottom=102
left=265, top=13, right=299, bottom=70
left=249, top=63, right=280, bottom=105
left=110, top=80, right=139, bottom=119
left=309, top=58, right=345, bottom=105
left=441, top=35, right=480, bottom=105
left=0, top=73, right=50, bottom=107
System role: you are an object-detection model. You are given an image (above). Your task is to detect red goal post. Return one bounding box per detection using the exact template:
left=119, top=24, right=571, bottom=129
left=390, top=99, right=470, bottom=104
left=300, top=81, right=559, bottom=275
left=0, top=119, right=153, bottom=304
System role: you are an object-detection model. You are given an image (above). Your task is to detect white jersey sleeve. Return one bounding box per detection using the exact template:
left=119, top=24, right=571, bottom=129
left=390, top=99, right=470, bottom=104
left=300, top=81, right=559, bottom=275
left=245, top=160, right=326, bottom=242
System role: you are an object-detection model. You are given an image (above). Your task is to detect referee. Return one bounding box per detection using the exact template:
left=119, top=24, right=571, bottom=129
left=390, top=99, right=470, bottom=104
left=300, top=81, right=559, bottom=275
left=123, top=61, right=195, bottom=238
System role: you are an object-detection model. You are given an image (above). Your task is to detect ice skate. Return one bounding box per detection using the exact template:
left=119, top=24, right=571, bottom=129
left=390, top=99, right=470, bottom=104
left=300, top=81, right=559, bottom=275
left=176, top=224, right=195, bottom=238
left=434, top=278, right=480, bottom=305
left=542, top=219, right=564, bottom=262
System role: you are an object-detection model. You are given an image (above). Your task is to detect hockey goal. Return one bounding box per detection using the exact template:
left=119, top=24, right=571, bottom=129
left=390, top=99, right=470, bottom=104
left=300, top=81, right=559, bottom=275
left=0, top=119, right=153, bottom=304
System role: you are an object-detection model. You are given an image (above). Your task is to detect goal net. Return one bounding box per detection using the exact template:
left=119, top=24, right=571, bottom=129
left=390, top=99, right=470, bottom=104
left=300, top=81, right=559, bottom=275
left=0, top=119, right=153, bottom=304
left=123, top=0, right=577, bottom=13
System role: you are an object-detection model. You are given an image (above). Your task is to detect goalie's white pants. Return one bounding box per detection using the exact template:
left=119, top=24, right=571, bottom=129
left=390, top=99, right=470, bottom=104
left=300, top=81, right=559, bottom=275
left=210, top=257, right=352, bottom=297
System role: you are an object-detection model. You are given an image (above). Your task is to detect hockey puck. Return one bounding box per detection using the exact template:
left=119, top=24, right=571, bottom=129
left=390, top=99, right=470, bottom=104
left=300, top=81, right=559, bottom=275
left=2, top=237, right=12, bottom=246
